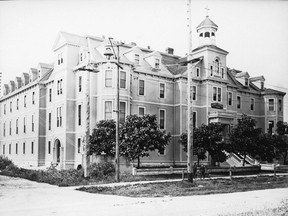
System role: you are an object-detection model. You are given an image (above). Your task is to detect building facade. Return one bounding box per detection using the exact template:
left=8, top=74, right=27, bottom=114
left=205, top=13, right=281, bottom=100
left=0, top=16, right=285, bottom=169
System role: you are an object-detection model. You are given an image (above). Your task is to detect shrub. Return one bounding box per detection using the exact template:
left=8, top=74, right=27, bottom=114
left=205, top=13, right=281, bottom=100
left=89, top=161, right=115, bottom=179
left=0, top=156, right=13, bottom=170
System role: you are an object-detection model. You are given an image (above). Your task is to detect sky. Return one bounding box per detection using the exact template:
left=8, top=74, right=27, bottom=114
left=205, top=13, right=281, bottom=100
left=0, top=0, right=288, bottom=120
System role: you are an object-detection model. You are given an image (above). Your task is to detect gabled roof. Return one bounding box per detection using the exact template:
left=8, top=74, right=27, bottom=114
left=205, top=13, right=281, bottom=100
left=250, top=76, right=265, bottom=82
left=197, top=16, right=218, bottom=30
left=38, top=62, right=53, bottom=69
left=263, top=88, right=286, bottom=96
left=192, top=45, right=228, bottom=54
left=53, top=31, right=88, bottom=51
left=39, top=68, right=53, bottom=82
left=236, top=71, right=250, bottom=78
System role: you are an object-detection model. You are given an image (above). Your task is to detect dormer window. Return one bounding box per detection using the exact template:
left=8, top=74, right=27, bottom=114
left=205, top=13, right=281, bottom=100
left=245, top=77, right=249, bottom=86
left=135, top=54, right=140, bottom=64
left=205, top=32, right=210, bottom=38
left=155, top=58, right=160, bottom=69
left=58, top=53, right=63, bottom=65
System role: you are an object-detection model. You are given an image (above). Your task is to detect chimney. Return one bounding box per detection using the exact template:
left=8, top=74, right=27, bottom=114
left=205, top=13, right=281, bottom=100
left=130, top=42, right=137, bottom=46
left=166, top=47, right=174, bottom=55
left=147, top=45, right=150, bottom=49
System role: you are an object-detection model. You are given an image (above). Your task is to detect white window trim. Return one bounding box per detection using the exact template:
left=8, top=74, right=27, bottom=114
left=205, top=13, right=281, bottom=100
left=155, top=58, right=160, bottom=69
left=159, top=109, right=166, bottom=130
left=192, top=85, right=197, bottom=101
left=212, top=86, right=222, bottom=102
left=196, top=67, right=200, bottom=77
left=138, top=79, right=145, bottom=96
left=134, top=54, right=140, bottom=64
left=119, top=101, right=127, bottom=123
left=120, top=71, right=127, bottom=89
left=159, top=82, right=166, bottom=99
left=250, top=98, right=255, bottom=111
left=138, top=106, right=146, bottom=116
left=103, top=100, right=113, bottom=120
left=227, top=91, right=233, bottom=106
left=237, top=95, right=241, bottom=109
left=268, top=98, right=275, bottom=111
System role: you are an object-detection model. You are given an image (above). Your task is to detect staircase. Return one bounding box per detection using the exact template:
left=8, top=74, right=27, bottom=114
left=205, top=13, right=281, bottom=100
left=225, top=152, right=259, bottom=167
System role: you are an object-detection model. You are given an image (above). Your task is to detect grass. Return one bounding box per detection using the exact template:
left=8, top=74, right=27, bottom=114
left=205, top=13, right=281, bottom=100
left=77, top=175, right=288, bottom=197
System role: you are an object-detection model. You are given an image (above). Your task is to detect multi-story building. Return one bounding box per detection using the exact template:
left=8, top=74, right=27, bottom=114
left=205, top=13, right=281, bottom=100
left=0, top=15, right=285, bottom=169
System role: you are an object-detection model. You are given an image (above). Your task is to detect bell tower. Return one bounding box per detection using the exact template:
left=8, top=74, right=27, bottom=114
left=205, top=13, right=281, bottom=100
left=196, top=9, right=218, bottom=47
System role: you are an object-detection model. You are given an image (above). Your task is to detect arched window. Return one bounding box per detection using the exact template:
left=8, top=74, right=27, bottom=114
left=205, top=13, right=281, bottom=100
left=211, top=32, right=215, bottom=37
left=215, top=59, right=220, bottom=74
left=199, top=33, right=203, bottom=37
left=204, top=32, right=210, bottom=38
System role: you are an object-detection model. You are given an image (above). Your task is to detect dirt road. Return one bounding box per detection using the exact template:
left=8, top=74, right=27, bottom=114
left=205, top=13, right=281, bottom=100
left=0, top=175, right=287, bottom=216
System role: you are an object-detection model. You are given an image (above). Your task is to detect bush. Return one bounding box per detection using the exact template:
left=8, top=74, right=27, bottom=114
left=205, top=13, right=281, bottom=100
left=0, top=156, right=13, bottom=170
left=89, top=161, right=115, bottom=179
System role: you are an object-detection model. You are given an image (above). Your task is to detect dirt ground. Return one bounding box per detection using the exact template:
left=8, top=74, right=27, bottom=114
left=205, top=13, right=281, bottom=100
left=0, top=175, right=287, bottom=216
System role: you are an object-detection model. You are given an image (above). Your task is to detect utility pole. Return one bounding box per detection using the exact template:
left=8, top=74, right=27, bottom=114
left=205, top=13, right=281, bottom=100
left=187, top=0, right=194, bottom=183
left=115, top=44, right=120, bottom=182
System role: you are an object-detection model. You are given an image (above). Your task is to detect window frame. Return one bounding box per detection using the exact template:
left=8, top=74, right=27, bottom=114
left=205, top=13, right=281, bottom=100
left=138, top=106, right=145, bottom=117
left=105, top=70, right=113, bottom=88
left=159, top=83, right=165, bottom=99
left=196, top=67, right=200, bottom=77
left=104, top=101, right=113, bottom=120
left=237, top=96, right=241, bottom=109
left=120, top=71, right=126, bottom=89
left=134, top=54, right=140, bottom=64
left=227, top=91, right=233, bottom=106
left=268, top=98, right=275, bottom=111
left=155, top=58, right=160, bottom=69
left=192, top=85, right=197, bottom=101
left=79, top=76, right=82, bottom=92
left=159, top=109, right=166, bottom=130
left=139, top=79, right=145, bottom=96
left=119, top=101, right=126, bottom=124
left=250, top=98, right=255, bottom=111
left=78, top=104, right=82, bottom=126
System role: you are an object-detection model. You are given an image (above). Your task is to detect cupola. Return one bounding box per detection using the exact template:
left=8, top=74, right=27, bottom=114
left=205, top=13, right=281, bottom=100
left=196, top=16, right=218, bottom=46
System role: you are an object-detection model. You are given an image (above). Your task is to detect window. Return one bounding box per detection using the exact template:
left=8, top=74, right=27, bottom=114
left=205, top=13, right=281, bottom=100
left=279, top=99, right=282, bottom=112
left=58, top=53, right=63, bottom=65
left=155, top=58, right=160, bottom=69
left=192, top=86, right=196, bottom=101
left=205, top=32, right=210, bottom=37
left=16, top=143, right=18, bottom=154
left=159, top=109, right=165, bottom=129
left=77, top=138, right=81, bottom=153
left=105, top=101, right=112, bottom=120
left=196, top=67, right=200, bottom=77
left=138, top=107, right=145, bottom=117
left=2, top=145, right=5, bottom=155
left=245, top=77, right=249, bottom=86
left=78, top=105, right=81, bottom=126
left=139, top=80, right=145, bottom=96
left=210, top=65, right=213, bottom=76
left=4, top=104, right=6, bottom=115
left=268, top=99, right=274, bottom=111
left=49, top=88, right=52, bottom=102
left=48, top=141, right=51, bottom=154
left=261, top=81, right=264, bottom=90
left=31, top=142, right=34, bottom=154
left=135, top=54, right=140, bottom=64
left=268, top=121, right=274, bottom=134
left=120, top=102, right=126, bottom=124
left=79, top=76, right=82, bottom=92
left=57, top=107, right=62, bottom=127
left=228, top=92, right=232, bottom=106
left=23, top=142, right=25, bottom=154
left=16, top=119, right=18, bottom=134
left=160, top=83, right=165, bottom=98
left=221, top=68, right=225, bottom=78
left=17, top=98, right=19, bottom=110
left=3, top=123, right=5, bottom=136
left=237, top=96, right=241, bottom=109
left=250, top=98, right=255, bottom=111
left=105, top=70, right=112, bottom=87
left=217, top=88, right=221, bottom=102
left=9, top=121, right=11, bottom=135
left=48, top=113, right=51, bottom=130
left=158, top=147, right=165, bottom=155
left=57, top=79, right=63, bottom=95
left=80, top=53, right=83, bottom=62
left=213, top=87, right=217, bottom=101
left=32, top=92, right=35, bottom=104
left=24, top=117, right=26, bottom=133
left=120, top=71, right=126, bottom=88
left=10, top=101, right=12, bottom=112
left=215, top=59, right=220, bottom=74
left=24, top=95, right=26, bottom=107
left=32, top=115, right=34, bottom=132
left=193, top=111, right=196, bottom=128
left=9, top=144, right=11, bottom=154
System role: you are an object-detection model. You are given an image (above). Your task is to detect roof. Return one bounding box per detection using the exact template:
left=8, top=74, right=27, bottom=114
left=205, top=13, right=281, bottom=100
left=38, top=62, right=53, bottom=69
left=192, top=45, right=228, bottom=54
left=53, top=31, right=88, bottom=50
left=263, top=88, right=286, bottom=96
left=39, top=68, right=53, bottom=82
left=197, top=16, right=218, bottom=30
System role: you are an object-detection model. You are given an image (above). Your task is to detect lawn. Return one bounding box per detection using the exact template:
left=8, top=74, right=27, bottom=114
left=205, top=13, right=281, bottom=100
left=78, top=175, right=288, bottom=197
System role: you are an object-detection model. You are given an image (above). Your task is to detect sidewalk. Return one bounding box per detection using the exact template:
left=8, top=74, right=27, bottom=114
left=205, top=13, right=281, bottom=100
left=68, top=172, right=288, bottom=190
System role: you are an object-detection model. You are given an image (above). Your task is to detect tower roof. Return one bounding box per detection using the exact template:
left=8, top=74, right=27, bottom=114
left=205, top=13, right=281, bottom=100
left=197, top=16, right=218, bottom=31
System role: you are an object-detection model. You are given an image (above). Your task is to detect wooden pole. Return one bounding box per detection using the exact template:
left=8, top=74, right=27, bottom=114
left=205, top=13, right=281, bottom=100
left=187, top=0, right=194, bottom=183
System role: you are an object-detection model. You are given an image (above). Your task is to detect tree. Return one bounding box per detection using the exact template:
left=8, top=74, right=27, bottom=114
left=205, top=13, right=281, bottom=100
left=89, top=119, right=116, bottom=157
left=120, top=114, right=171, bottom=168
left=180, top=123, right=228, bottom=166
left=229, top=114, right=262, bottom=166
left=274, top=121, right=288, bottom=165
left=255, top=133, right=275, bottom=163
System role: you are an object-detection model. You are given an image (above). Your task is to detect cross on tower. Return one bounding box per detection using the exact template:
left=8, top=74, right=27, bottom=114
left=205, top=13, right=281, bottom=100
left=205, top=6, right=210, bottom=17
